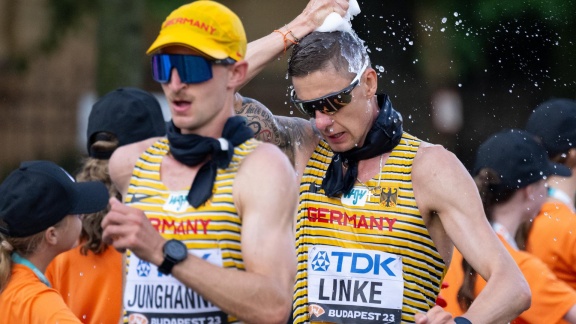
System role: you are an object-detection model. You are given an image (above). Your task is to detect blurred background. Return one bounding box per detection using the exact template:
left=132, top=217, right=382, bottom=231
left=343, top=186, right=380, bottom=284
left=0, top=0, right=575, bottom=178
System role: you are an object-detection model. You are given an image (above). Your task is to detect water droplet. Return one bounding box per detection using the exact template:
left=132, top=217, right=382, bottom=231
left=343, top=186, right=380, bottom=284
left=441, top=17, right=448, bottom=24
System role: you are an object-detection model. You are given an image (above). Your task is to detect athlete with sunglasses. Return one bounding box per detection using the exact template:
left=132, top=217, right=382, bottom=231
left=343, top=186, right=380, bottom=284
left=235, top=31, right=531, bottom=323
left=100, top=1, right=348, bottom=324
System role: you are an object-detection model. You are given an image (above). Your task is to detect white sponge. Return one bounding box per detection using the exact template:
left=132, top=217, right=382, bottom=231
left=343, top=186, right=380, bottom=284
left=315, top=0, right=361, bottom=33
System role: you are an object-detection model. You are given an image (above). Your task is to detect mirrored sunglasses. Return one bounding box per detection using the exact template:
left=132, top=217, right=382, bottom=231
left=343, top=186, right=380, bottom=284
left=290, top=63, right=367, bottom=118
left=151, top=54, right=235, bottom=84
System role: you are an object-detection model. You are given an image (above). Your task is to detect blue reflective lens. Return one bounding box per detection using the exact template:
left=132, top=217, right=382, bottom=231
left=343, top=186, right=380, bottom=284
left=151, top=54, right=235, bottom=84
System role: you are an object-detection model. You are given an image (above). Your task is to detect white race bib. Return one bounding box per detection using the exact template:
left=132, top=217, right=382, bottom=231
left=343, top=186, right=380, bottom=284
left=307, top=245, right=403, bottom=324
left=125, top=249, right=227, bottom=324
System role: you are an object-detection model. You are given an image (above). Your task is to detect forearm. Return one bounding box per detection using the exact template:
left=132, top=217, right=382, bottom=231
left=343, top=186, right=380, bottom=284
left=244, top=12, right=317, bottom=87
left=171, top=255, right=292, bottom=324
left=463, top=264, right=530, bottom=323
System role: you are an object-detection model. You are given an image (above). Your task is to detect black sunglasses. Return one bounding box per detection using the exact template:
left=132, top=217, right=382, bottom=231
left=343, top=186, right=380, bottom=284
left=290, top=63, right=367, bottom=118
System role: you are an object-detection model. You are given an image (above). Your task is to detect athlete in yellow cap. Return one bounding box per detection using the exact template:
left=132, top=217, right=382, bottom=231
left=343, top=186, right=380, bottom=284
left=101, top=1, right=347, bottom=324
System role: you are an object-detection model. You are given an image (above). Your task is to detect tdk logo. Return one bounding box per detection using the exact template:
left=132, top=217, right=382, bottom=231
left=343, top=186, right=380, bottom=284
left=311, top=251, right=330, bottom=271
left=136, top=260, right=151, bottom=277
left=311, top=249, right=397, bottom=277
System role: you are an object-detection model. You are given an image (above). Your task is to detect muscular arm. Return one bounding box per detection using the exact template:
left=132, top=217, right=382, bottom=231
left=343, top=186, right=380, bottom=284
left=242, top=0, right=349, bottom=88
left=234, top=93, right=319, bottom=172
left=159, top=145, right=299, bottom=323
left=412, top=145, right=530, bottom=324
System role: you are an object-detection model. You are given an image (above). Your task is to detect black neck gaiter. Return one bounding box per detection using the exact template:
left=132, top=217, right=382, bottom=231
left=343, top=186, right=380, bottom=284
left=167, top=116, right=254, bottom=208
left=321, top=94, right=403, bottom=197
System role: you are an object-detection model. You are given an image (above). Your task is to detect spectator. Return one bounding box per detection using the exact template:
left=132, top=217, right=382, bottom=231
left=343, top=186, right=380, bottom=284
left=522, top=98, right=576, bottom=289
left=45, top=87, right=166, bottom=324
left=0, top=160, right=108, bottom=323
left=442, top=129, right=576, bottom=323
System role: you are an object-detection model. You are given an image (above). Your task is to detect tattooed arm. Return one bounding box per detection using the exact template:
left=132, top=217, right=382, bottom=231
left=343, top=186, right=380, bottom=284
left=234, top=93, right=319, bottom=168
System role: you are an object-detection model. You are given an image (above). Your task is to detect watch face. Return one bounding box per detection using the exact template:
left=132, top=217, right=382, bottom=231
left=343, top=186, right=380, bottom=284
left=165, top=240, right=187, bottom=260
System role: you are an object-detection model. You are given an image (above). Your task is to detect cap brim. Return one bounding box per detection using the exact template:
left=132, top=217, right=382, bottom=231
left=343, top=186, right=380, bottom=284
left=546, top=162, right=572, bottom=178
left=70, top=181, right=109, bottom=214
left=146, top=33, right=228, bottom=59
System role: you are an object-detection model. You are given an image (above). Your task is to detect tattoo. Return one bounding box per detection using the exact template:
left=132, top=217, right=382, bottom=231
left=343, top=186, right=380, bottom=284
left=234, top=93, right=315, bottom=166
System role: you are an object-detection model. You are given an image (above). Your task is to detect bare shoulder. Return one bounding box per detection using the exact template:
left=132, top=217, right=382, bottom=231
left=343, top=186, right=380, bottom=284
left=239, top=142, right=296, bottom=177
left=109, top=137, right=162, bottom=196
left=412, top=142, right=485, bottom=263
left=412, top=141, right=479, bottom=213
left=275, top=115, right=320, bottom=168
left=233, top=142, right=299, bottom=213
left=413, top=142, right=465, bottom=175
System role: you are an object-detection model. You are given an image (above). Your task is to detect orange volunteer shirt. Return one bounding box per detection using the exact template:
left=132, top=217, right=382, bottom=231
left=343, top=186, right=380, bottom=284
left=0, top=263, right=81, bottom=324
left=46, top=244, right=123, bottom=324
left=443, top=235, right=576, bottom=324
left=527, top=201, right=576, bottom=290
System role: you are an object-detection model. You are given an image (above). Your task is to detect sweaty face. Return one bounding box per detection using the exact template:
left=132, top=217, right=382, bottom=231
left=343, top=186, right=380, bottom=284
left=158, top=46, right=232, bottom=136
left=292, top=67, right=375, bottom=152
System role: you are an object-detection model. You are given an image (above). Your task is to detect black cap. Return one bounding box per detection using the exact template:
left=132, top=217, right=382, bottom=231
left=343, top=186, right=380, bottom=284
left=473, top=129, right=571, bottom=191
left=526, top=98, right=576, bottom=158
left=0, top=161, right=109, bottom=238
left=87, top=87, right=167, bottom=159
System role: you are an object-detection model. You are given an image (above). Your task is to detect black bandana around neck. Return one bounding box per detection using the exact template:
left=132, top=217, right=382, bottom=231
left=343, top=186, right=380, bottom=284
left=167, top=116, right=254, bottom=208
left=321, top=94, right=403, bottom=197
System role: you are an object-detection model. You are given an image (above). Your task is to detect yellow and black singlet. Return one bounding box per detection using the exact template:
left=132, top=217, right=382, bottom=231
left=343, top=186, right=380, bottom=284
left=293, top=132, right=446, bottom=324
left=122, top=138, right=260, bottom=324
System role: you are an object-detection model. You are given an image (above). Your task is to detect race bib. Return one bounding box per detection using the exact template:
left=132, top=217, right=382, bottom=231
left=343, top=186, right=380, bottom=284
left=307, top=246, right=403, bottom=324
left=125, top=249, right=227, bottom=324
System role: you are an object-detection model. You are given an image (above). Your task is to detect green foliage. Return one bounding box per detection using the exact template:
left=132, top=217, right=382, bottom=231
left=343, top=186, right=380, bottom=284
left=42, top=0, right=98, bottom=52
left=145, top=0, right=189, bottom=21
left=475, top=0, right=574, bottom=23
left=429, top=0, right=576, bottom=79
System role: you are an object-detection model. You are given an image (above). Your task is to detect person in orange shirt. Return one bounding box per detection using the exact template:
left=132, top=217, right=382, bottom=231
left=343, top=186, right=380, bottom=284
left=442, top=129, right=576, bottom=323
left=45, top=87, right=167, bottom=324
left=523, top=98, right=576, bottom=289
left=0, top=160, right=108, bottom=324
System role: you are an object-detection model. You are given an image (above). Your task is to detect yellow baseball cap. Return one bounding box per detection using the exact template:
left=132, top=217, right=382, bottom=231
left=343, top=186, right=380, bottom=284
left=146, top=0, right=247, bottom=62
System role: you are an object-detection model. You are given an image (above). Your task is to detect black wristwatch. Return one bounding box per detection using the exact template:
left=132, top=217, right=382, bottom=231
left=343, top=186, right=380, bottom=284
left=158, top=239, right=188, bottom=275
